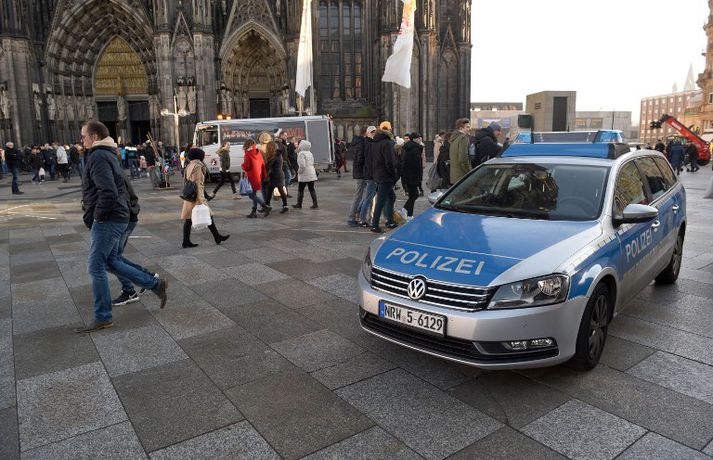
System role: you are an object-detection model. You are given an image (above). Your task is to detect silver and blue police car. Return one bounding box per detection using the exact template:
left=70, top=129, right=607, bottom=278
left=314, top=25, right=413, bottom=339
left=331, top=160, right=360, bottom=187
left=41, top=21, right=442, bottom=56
left=358, top=143, right=686, bottom=370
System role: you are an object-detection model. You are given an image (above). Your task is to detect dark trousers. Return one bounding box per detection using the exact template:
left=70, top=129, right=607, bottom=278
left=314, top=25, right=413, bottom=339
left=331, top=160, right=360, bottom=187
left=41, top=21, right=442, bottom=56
left=58, top=164, right=69, bottom=180
left=213, top=171, right=236, bottom=194
left=403, top=183, right=419, bottom=216
left=11, top=166, right=20, bottom=193
left=266, top=185, right=288, bottom=207
left=372, top=182, right=395, bottom=229
left=297, top=181, right=317, bottom=206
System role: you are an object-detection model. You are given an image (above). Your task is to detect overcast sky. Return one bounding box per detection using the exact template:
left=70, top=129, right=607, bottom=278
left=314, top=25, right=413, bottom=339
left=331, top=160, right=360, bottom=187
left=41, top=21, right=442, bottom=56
left=471, top=0, right=709, bottom=123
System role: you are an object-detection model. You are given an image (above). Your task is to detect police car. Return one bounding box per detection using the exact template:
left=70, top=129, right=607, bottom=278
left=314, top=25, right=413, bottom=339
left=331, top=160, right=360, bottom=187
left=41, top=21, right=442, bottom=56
left=358, top=143, right=686, bottom=370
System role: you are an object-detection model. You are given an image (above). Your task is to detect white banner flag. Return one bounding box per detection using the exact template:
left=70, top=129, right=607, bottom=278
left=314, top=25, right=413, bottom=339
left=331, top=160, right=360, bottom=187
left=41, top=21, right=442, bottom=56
left=382, top=0, right=417, bottom=88
left=295, top=0, right=313, bottom=98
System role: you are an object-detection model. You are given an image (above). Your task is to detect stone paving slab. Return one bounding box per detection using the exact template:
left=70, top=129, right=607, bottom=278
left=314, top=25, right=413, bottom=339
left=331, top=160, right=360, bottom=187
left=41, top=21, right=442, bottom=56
left=113, top=359, right=243, bottom=453
left=16, top=362, right=127, bottom=452
left=310, top=351, right=397, bottom=390
left=617, top=432, right=712, bottom=460
left=255, top=278, right=338, bottom=309
left=0, top=319, right=15, bottom=410
left=149, top=421, right=279, bottom=460
left=627, top=351, right=713, bottom=405
left=149, top=301, right=236, bottom=340
left=623, top=294, right=713, bottom=339
left=521, top=399, right=646, bottom=460
left=271, top=329, right=364, bottom=372
left=0, top=407, right=19, bottom=460
left=221, top=300, right=322, bottom=344
left=227, top=368, right=374, bottom=460
left=303, top=426, right=422, bottom=460
left=337, top=369, right=502, bottom=460
left=598, top=335, right=656, bottom=371
left=448, top=425, right=566, bottom=460
left=21, top=421, right=146, bottom=460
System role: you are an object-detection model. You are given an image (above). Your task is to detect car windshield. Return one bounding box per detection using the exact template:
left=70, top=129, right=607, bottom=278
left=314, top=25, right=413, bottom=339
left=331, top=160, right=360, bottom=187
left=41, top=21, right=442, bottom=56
left=437, top=163, right=609, bottom=221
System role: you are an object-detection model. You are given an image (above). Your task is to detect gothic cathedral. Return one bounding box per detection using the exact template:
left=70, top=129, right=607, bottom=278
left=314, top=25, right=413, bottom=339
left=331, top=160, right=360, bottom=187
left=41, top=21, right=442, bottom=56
left=0, top=0, right=472, bottom=146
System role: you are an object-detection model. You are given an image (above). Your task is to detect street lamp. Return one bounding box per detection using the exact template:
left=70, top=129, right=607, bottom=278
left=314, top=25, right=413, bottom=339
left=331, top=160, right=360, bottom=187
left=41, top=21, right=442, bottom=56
left=161, top=95, right=190, bottom=148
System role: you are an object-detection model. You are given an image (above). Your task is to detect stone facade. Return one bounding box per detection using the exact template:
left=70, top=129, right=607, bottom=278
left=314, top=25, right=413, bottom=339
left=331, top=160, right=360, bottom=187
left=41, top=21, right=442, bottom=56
left=0, top=0, right=472, bottom=147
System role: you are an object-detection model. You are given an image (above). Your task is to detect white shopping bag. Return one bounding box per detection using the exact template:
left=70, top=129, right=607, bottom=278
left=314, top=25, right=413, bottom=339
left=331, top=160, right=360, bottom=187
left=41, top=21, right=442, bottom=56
left=191, top=204, right=211, bottom=229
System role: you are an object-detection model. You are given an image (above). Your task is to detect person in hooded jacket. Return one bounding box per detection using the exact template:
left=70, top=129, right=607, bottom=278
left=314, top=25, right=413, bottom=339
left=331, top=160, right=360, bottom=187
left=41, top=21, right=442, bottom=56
left=241, top=139, right=270, bottom=218
left=292, top=140, right=319, bottom=209
left=666, top=140, right=685, bottom=175
left=370, top=122, right=399, bottom=233
left=181, top=148, right=230, bottom=247
left=471, top=123, right=502, bottom=166
left=347, top=127, right=367, bottom=225
left=400, top=133, right=424, bottom=219
left=264, top=141, right=289, bottom=213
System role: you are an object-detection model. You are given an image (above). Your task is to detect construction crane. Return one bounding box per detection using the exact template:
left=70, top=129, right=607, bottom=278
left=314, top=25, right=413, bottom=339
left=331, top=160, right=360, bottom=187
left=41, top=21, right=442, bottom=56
left=649, top=114, right=711, bottom=165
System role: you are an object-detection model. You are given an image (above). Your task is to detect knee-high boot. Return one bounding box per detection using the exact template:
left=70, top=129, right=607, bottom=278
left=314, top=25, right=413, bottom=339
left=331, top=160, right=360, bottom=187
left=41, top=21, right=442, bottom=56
left=182, top=219, right=198, bottom=248
left=207, top=217, right=230, bottom=245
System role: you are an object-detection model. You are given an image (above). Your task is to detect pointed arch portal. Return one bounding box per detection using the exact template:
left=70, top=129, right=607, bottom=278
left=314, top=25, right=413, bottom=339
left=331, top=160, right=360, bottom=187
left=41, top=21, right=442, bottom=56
left=221, top=22, right=288, bottom=118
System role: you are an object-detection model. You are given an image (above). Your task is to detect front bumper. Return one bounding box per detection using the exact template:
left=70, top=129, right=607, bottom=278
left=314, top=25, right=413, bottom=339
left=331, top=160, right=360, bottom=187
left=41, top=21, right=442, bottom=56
left=357, top=271, right=588, bottom=369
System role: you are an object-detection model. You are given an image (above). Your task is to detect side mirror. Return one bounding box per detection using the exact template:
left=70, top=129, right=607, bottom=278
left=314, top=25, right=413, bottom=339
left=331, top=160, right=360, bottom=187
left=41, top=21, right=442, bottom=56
left=614, top=203, right=658, bottom=225
left=428, top=190, right=444, bottom=205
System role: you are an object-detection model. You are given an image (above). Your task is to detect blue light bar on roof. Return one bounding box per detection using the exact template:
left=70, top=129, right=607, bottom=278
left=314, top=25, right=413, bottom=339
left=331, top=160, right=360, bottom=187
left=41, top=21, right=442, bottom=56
left=501, top=143, right=630, bottom=159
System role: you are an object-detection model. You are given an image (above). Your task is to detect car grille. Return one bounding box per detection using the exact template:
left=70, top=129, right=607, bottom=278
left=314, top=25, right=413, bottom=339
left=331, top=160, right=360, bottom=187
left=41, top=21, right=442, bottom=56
left=370, top=266, right=495, bottom=311
left=360, top=311, right=559, bottom=364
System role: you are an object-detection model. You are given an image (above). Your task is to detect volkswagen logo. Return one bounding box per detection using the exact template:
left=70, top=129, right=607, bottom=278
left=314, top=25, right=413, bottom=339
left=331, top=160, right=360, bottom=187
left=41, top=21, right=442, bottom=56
left=407, top=277, right=427, bottom=300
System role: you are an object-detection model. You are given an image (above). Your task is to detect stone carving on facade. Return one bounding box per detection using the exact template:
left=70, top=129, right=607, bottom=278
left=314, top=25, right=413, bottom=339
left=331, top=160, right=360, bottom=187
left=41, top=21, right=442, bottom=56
left=55, top=95, right=64, bottom=121
left=46, top=88, right=56, bottom=121
left=221, top=86, right=234, bottom=116
left=117, top=95, right=127, bottom=121
left=227, top=0, right=278, bottom=38
left=85, top=97, right=94, bottom=119
left=32, top=85, right=42, bottom=121
left=177, top=84, right=188, bottom=112
left=187, top=85, right=197, bottom=114
left=0, top=85, right=10, bottom=120
left=77, top=97, right=87, bottom=121
left=149, top=94, right=160, bottom=119
left=66, top=98, right=75, bottom=121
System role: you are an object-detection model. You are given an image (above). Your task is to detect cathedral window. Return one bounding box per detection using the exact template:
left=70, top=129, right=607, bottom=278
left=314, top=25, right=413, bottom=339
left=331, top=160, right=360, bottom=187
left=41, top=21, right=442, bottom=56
left=319, top=0, right=364, bottom=100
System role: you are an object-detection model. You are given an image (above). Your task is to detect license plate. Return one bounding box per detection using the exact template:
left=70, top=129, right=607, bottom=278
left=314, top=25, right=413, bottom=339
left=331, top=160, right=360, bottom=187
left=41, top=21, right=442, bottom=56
left=378, top=301, right=446, bottom=336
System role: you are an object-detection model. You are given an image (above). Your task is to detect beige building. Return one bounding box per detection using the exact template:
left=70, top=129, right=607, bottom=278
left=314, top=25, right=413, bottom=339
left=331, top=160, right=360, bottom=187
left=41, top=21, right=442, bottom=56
left=469, top=102, right=525, bottom=139
left=525, top=91, right=577, bottom=132
left=575, top=111, right=634, bottom=139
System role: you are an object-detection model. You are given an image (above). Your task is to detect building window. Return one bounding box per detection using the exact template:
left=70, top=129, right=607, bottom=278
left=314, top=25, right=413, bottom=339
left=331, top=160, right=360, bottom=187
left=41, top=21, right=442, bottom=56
left=319, top=0, right=364, bottom=100
left=709, top=92, right=713, bottom=104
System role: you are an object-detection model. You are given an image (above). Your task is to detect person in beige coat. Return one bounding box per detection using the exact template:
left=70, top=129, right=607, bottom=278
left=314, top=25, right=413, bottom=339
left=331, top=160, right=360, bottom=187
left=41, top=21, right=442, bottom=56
left=181, top=148, right=230, bottom=248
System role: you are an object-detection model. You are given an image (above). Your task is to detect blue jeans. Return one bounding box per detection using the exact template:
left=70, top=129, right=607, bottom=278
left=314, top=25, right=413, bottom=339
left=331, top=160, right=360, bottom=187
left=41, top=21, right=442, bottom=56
left=115, top=221, right=155, bottom=294
left=88, top=222, right=159, bottom=322
left=11, top=166, right=20, bottom=193
left=349, top=179, right=366, bottom=219
left=1, top=160, right=7, bottom=174
left=128, top=159, right=139, bottom=178
left=372, top=182, right=396, bottom=229
left=359, top=180, right=377, bottom=223
left=248, top=191, right=266, bottom=211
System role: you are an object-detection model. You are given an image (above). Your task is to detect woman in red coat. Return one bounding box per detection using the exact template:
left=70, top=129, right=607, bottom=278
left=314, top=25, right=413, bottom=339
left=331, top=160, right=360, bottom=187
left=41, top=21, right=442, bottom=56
left=241, top=139, right=271, bottom=218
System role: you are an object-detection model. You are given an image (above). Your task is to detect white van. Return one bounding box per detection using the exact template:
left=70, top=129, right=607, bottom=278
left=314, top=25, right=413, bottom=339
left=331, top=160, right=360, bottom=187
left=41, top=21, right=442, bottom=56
left=193, top=116, right=335, bottom=177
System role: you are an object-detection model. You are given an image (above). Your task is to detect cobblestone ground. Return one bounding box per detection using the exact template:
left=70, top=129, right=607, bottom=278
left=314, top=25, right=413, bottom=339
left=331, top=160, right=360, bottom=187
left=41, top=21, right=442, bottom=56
left=1, top=166, right=713, bottom=460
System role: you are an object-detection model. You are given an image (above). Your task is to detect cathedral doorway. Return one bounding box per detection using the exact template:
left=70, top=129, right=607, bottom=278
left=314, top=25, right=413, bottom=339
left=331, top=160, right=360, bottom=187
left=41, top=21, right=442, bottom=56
left=221, top=23, right=288, bottom=118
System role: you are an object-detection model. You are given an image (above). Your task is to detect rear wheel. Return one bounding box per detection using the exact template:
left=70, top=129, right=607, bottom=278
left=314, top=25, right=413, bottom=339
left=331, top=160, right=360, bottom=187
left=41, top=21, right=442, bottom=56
left=570, top=283, right=611, bottom=371
left=655, top=232, right=683, bottom=284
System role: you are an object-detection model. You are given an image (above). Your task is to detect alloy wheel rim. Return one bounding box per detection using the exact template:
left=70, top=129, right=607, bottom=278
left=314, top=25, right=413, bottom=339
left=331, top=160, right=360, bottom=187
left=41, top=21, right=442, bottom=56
left=588, top=295, right=608, bottom=359
left=672, top=237, right=682, bottom=276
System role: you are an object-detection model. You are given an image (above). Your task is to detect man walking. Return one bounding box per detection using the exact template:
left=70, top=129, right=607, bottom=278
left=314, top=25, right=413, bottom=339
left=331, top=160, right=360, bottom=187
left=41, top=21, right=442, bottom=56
left=76, top=120, right=167, bottom=333
left=449, top=118, right=472, bottom=184
left=5, top=142, right=23, bottom=195
left=347, top=126, right=368, bottom=226
left=358, top=126, right=378, bottom=226
left=212, top=141, right=238, bottom=197
left=370, top=121, right=399, bottom=233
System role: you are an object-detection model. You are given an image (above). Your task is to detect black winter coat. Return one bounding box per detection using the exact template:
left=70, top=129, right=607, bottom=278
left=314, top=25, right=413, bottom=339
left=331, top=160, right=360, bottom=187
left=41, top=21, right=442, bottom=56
left=29, top=153, right=45, bottom=169
left=122, top=175, right=140, bottom=222
left=350, top=135, right=366, bottom=179
left=287, top=142, right=298, bottom=172
left=370, top=131, right=398, bottom=184
left=82, top=146, right=129, bottom=228
left=362, top=138, right=375, bottom=180
left=401, top=140, right=423, bottom=186
left=473, top=127, right=501, bottom=164
left=266, top=153, right=285, bottom=187
left=4, top=147, right=23, bottom=168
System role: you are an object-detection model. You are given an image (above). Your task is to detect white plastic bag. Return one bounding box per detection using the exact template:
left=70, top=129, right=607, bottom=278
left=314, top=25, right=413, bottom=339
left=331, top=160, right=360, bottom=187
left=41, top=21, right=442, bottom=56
left=191, top=204, right=211, bottom=229
left=704, top=176, right=713, bottom=199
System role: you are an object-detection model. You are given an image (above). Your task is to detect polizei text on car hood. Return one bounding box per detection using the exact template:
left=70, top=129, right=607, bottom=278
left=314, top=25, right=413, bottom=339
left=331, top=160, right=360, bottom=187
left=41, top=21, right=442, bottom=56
left=373, top=208, right=602, bottom=287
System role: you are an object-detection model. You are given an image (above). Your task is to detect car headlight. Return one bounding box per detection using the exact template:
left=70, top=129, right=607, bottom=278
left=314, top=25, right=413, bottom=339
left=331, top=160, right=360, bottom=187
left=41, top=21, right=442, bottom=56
left=361, top=248, right=372, bottom=283
left=488, top=274, right=569, bottom=309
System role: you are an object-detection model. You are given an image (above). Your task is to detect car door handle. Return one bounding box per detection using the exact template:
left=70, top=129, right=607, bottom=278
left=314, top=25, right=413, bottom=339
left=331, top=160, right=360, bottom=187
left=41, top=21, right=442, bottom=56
left=672, top=204, right=679, bottom=214
left=651, top=220, right=661, bottom=230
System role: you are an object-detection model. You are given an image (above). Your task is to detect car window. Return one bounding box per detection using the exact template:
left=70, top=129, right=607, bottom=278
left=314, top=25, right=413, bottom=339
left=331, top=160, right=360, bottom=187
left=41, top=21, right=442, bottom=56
left=438, top=163, right=609, bottom=221
left=653, top=156, right=677, bottom=189
left=635, top=157, right=667, bottom=201
left=614, top=161, right=649, bottom=216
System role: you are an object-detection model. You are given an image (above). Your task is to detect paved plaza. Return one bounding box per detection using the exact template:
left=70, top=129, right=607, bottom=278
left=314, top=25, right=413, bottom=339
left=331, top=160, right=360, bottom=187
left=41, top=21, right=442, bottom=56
left=1, top=168, right=713, bottom=459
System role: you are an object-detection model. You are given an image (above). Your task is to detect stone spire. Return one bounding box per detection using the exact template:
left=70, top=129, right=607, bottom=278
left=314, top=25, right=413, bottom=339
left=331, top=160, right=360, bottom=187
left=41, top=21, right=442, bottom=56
left=684, top=63, right=696, bottom=91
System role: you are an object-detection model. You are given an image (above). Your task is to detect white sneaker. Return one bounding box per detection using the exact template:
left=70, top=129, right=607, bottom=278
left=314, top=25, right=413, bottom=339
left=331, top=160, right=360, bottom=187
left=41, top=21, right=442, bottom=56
left=399, top=208, right=408, bottom=221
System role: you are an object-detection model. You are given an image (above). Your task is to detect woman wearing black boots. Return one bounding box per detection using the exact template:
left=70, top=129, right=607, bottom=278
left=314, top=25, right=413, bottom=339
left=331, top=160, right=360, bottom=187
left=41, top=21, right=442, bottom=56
left=292, top=140, right=318, bottom=209
left=181, top=148, right=230, bottom=248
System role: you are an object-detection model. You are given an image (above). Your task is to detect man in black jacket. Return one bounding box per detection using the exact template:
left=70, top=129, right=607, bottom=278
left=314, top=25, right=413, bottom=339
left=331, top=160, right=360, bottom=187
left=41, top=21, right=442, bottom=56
left=5, top=142, right=24, bottom=194
left=347, top=127, right=368, bottom=226
left=357, top=126, right=377, bottom=226
left=472, top=123, right=502, bottom=166
left=370, top=122, right=399, bottom=233
left=77, top=120, right=167, bottom=333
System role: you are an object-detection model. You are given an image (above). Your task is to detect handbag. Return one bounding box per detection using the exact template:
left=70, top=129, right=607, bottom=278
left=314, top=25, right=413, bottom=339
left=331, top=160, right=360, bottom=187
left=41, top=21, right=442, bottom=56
left=180, top=179, right=198, bottom=201
left=238, top=177, right=253, bottom=196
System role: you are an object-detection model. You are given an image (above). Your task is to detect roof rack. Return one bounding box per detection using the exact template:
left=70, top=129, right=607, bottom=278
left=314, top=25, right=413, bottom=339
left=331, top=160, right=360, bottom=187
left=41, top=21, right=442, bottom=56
left=501, top=143, right=631, bottom=159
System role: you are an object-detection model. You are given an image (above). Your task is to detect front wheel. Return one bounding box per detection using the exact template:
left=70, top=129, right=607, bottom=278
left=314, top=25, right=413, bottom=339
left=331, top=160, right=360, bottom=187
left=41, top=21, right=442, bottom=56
left=655, top=232, right=683, bottom=284
left=570, top=283, right=611, bottom=371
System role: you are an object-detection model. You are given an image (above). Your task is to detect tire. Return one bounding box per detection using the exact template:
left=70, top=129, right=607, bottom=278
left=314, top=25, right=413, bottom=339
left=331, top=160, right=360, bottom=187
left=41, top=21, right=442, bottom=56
left=570, top=283, right=611, bottom=371
left=655, top=232, right=683, bottom=285
left=697, top=158, right=710, bottom=166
